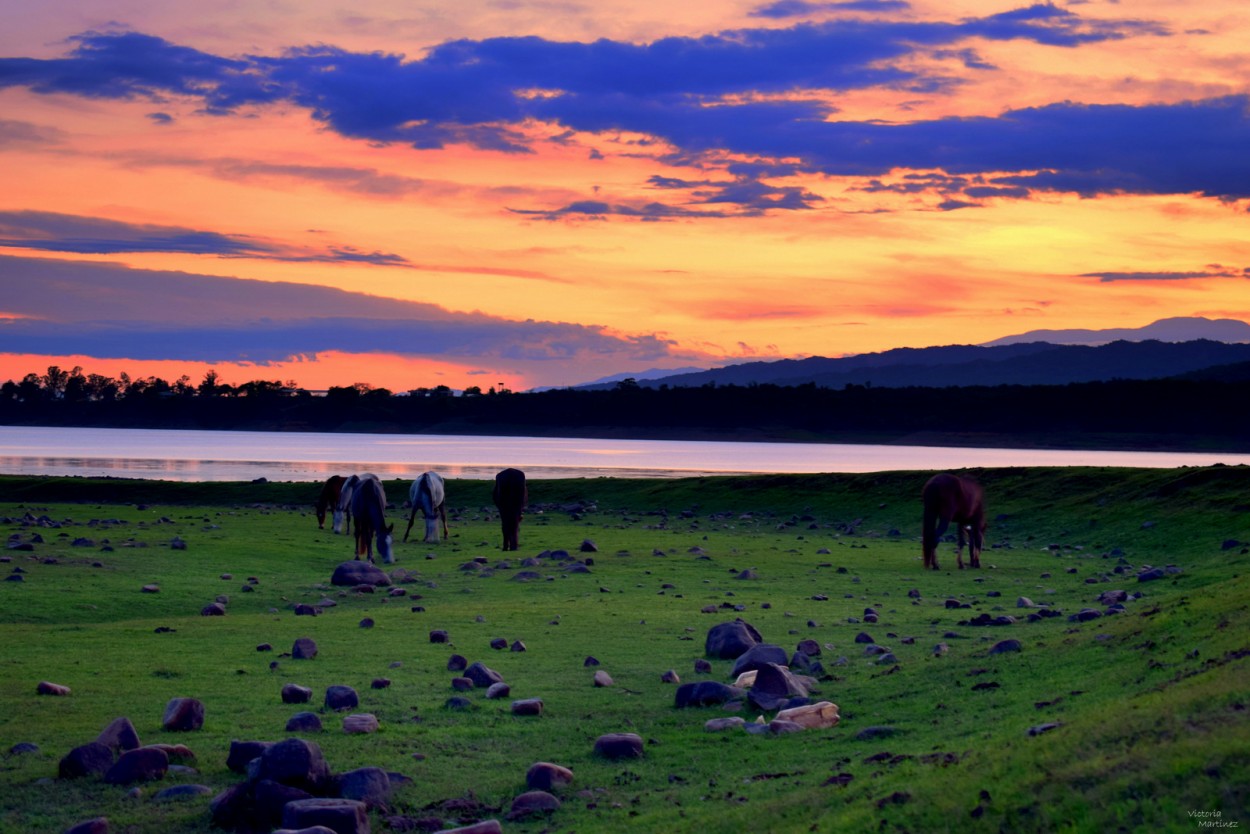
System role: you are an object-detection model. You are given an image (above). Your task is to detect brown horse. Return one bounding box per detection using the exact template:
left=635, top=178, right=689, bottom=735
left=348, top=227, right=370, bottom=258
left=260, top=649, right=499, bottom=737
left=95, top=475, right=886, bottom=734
left=315, top=475, right=346, bottom=530
left=921, top=473, right=986, bottom=570
left=492, top=468, right=527, bottom=551
left=351, top=473, right=393, bottom=564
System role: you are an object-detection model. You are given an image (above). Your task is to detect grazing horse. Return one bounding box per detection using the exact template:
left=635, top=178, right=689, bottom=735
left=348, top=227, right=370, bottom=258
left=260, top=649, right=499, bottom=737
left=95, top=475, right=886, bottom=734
left=351, top=473, right=393, bottom=564
left=315, top=475, right=346, bottom=530
left=492, top=468, right=528, bottom=552
left=405, top=471, right=448, bottom=543
left=922, top=473, right=987, bottom=570
left=334, top=474, right=361, bottom=535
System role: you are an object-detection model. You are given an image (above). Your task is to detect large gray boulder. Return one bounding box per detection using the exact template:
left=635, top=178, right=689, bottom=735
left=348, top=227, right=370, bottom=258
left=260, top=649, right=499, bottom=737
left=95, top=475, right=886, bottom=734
left=705, top=619, right=762, bottom=659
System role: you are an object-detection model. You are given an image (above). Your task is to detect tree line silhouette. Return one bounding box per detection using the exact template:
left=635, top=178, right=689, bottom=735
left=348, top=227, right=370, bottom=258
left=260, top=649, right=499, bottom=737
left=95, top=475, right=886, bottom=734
left=2, top=365, right=1246, bottom=451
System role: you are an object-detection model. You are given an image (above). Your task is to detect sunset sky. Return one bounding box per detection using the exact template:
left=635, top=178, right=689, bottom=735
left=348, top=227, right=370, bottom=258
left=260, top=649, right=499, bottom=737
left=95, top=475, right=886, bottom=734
left=2, top=1, right=1249, bottom=392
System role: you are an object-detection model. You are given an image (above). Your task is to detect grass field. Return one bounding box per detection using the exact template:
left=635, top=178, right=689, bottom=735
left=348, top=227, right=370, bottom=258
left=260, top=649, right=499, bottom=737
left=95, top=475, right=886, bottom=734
left=0, top=467, right=1247, bottom=833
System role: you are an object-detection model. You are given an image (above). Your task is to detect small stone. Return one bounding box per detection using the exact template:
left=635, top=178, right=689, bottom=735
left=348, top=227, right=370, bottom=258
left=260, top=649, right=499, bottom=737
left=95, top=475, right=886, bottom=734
left=324, top=685, right=359, bottom=711
left=342, top=714, right=379, bottom=734
left=660, top=669, right=680, bottom=684
left=593, top=733, right=644, bottom=760
left=292, top=638, right=318, bottom=660
left=447, top=654, right=468, bottom=671
left=285, top=712, right=323, bottom=733
left=486, top=682, right=512, bottom=699
left=37, top=681, right=71, bottom=696
left=989, top=639, right=1023, bottom=655
left=282, top=684, right=313, bottom=704
left=508, top=790, right=561, bottom=819
left=511, top=698, right=544, bottom=716
left=704, top=717, right=746, bottom=732
left=526, top=761, right=574, bottom=791
left=161, top=698, right=205, bottom=731
left=593, top=670, right=614, bottom=687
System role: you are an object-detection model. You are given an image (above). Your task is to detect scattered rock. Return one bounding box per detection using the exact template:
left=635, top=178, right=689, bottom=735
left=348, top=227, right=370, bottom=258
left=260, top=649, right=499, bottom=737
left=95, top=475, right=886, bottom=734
left=227, top=740, right=272, bottom=773
left=104, top=746, right=169, bottom=784
left=675, top=681, right=743, bottom=708
left=336, top=766, right=391, bottom=808
left=729, top=643, right=788, bottom=677
left=330, top=561, right=391, bottom=587
left=660, top=669, right=680, bottom=684
left=282, top=684, right=313, bottom=704
left=705, top=619, right=762, bottom=659
left=989, top=639, right=1023, bottom=655
left=37, top=681, right=71, bottom=696
left=161, top=698, right=205, bottom=731
left=324, top=686, right=359, bottom=712
left=508, top=790, right=560, bottom=819
left=152, top=784, right=213, bottom=802
left=429, top=630, right=450, bottom=644
left=593, top=733, right=644, bottom=760
left=201, top=602, right=227, bottom=616
left=447, top=654, right=468, bottom=671
left=775, top=701, right=839, bottom=730
left=64, top=818, right=111, bottom=834
left=282, top=798, right=368, bottom=834
left=486, top=682, right=511, bottom=699
left=1028, top=722, right=1061, bottom=736
left=432, top=822, right=503, bottom=834
left=286, top=712, right=323, bottom=733
left=342, top=714, right=379, bottom=734
left=592, top=670, right=614, bottom=687
left=511, top=698, right=544, bottom=716
left=256, top=738, right=331, bottom=792
left=704, top=717, right=747, bottom=732
left=855, top=725, right=897, bottom=740
left=59, top=742, right=114, bottom=779
left=526, top=761, right=574, bottom=791
left=292, top=638, right=318, bottom=660
left=463, top=662, right=503, bottom=688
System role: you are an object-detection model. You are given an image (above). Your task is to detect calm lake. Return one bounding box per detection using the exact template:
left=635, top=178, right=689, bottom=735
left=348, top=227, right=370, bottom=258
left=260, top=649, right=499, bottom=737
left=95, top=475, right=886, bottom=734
left=1, top=426, right=1247, bottom=482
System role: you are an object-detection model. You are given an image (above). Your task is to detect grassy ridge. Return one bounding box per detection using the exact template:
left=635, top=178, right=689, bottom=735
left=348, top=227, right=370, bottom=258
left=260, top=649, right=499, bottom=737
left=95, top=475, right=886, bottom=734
left=1, top=468, right=1247, bottom=833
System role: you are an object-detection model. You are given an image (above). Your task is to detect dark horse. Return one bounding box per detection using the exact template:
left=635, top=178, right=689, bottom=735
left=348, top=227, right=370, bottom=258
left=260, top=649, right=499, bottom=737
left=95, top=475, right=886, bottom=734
left=315, top=475, right=346, bottom=530
left=492, top=468, right=527, bottom=551
left=921, top=473, right=986, bottom=570
left=351, top=473, right=393, bottom=564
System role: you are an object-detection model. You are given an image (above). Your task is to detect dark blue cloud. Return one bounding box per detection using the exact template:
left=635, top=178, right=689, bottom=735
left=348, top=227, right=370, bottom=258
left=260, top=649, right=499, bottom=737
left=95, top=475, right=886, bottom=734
left=0, top=211, right=410, bottom=264
left=1082, top=269, right=1246, bottom=283
left=0, top=255, right=682, bottom=365
left=750, top=0, right=911, bottom=19
left=4, top=11, right=1232, bottom=212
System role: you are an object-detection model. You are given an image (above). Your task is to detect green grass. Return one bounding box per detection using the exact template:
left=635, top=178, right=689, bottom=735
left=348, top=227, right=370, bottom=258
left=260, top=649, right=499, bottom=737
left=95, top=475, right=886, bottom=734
left=0, top=468, right=1247, bottom=833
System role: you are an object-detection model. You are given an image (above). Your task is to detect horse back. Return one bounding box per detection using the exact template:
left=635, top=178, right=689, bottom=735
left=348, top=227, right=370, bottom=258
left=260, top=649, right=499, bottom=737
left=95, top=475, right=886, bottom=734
left=493, top=468, right=527, bottom=513
left=923, top=473, right=983, bottom=523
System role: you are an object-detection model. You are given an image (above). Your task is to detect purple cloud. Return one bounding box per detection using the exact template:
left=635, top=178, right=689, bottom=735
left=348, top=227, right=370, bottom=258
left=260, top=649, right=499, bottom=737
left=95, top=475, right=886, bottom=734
left=0, top=255, right=685, bottom=366
left=4, top=10, right=1233, bottom=216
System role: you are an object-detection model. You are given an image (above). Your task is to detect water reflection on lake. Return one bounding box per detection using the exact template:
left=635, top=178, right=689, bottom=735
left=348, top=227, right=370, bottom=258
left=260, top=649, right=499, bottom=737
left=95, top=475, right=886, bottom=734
left=1, top=425, right=1247, bottom=482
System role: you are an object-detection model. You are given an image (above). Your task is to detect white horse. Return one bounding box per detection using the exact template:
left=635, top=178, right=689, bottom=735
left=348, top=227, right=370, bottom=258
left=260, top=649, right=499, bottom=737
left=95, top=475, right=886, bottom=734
left=334, top=473, right=360, bottom=535
left=351, top=472, right=393, bottom=564
left=405, top=471, right=448, bottom=543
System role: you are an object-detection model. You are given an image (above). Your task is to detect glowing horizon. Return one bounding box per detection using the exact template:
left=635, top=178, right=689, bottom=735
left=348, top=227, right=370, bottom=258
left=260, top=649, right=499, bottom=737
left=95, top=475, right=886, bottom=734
left=2, top=1, right=1249, bottom=391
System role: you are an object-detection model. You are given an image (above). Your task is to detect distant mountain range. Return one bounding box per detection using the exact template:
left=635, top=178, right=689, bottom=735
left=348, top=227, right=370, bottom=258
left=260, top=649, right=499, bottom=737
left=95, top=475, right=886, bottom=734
left=576, top=317, right=1250, bottom=390
left=982, top=316, right=1250, bottom=346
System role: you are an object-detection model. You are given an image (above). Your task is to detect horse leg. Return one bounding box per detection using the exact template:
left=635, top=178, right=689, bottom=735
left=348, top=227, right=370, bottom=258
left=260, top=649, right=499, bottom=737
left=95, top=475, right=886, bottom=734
left=403, top=506, right=417, bottom=542
left=440, top=504, right=449, bottom=540
left=935, top=517, right=950, bottom=570
left=956, top=525, right=967, bottom=570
